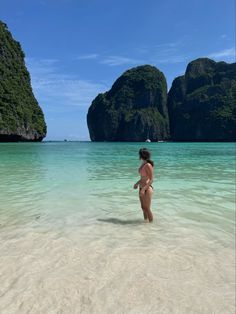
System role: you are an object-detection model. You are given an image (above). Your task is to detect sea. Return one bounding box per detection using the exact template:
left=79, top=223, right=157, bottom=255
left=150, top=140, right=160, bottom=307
left=0, top=142, right=235, bottom=313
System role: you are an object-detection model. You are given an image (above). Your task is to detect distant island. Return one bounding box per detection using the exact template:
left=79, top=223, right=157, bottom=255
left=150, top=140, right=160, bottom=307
left=87, top=59, right=236, bottom=142
left=0, top=21, right=46, bottom=142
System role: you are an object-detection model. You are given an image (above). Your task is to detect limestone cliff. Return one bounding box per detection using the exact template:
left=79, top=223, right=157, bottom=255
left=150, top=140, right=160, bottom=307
left=0, top=21, right=47, bottom=141
left=87, top=65, right=170, bottom=141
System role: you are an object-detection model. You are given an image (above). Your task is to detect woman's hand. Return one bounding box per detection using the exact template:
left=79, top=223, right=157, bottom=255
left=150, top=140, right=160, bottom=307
left=133, top=183, right=139, bottom=189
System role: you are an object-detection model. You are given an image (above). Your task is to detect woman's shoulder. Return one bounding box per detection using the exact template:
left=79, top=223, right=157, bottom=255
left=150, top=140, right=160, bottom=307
left=145, top=162, right=153, bottom=168
left=144, top=163, right=154, bottom=172
left=139, top=162, right=154, bottom=172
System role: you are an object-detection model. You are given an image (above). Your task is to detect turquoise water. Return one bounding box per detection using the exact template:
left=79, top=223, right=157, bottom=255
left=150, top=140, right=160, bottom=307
left=0, top=142, right=235, bottom=242
left=0, top=142, right=235, bottom=313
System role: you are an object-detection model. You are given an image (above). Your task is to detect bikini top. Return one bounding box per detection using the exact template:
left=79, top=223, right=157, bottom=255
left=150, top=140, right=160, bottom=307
left=138, top=163, right=149, bottom=177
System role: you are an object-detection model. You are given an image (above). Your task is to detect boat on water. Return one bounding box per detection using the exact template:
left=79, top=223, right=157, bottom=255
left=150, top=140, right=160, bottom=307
left=145, top=139, right=151, bottom=142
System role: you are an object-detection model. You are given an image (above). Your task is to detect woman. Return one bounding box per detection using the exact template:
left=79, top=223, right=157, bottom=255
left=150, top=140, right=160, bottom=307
left=133, top=148, right=154, bottom=222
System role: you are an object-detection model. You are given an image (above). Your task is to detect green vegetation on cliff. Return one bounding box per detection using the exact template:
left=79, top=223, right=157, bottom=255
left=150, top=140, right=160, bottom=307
left=87, top=65, right=170, bottom=141
left=0, top=21, right=46, bottom=141
left=88, top=58, right=235, bottom=142
left=168, top=58, right=236, bottom=141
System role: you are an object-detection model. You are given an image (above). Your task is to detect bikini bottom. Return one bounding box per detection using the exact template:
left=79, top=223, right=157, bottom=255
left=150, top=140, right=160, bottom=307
left=139, top=185, right=153, bottom=192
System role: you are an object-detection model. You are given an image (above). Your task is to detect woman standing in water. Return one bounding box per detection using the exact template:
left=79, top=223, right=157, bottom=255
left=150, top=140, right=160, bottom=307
left=133, top=148, right=154, bottom=222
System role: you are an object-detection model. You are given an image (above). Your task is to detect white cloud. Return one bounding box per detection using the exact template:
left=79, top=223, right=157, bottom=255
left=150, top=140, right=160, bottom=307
left=100, top=56, right=144, bottom=66
left=26, top=58, right=108, bottom=108
left=76, top=53, right=143, bottom=66
left=151, top=45, right=188, bottom=64
left=208, top=47, right=235, bottom=61
left=153, top=55, right=188, bottom=64
left=155, top=40, right=183, bottom=49
left=77, top=54, right=98, bottom=60
left=75, top=41, right=187, bottom=67
left=99, top=52, right=188, bottom=66
left=137, top=40, right=188, bottom=64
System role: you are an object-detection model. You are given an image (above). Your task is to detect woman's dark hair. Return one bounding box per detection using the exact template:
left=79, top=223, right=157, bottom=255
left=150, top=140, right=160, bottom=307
left=139, top=148, right=154, bottom=167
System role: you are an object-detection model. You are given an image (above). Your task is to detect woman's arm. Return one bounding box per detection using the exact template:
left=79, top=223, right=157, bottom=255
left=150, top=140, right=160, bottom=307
left=133, top=179, right=141, bottom=189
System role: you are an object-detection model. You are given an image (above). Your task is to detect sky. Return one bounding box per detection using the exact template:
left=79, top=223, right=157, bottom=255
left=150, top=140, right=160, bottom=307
left=1, top=0, right=235, bottom=141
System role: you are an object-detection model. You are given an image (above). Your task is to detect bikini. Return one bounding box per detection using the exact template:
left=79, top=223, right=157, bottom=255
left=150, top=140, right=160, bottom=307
left=138, top=163, right=154, bottom=192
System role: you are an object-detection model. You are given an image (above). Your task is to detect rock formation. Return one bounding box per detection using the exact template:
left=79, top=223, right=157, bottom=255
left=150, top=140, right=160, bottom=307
left=0, top=21, right=47, bottom=142
left=168, top=58, right=236, bottom=141
left=87, top=65, right=170, bottom=141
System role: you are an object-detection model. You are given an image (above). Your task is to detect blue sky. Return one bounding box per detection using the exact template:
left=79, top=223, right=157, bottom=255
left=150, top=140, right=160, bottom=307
left=1, top=0, right=235, bottom=140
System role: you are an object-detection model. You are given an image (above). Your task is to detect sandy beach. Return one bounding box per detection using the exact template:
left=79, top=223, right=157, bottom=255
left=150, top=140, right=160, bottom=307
left=0, top=219, right=235, bottom=314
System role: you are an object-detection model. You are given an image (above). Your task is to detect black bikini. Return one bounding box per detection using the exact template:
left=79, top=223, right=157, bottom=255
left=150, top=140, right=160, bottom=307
left=139, top=185, right=154, bottom=192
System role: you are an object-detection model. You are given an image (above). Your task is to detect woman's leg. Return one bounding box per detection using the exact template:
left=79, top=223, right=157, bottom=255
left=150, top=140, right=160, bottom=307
left=143, top=187, right=153, bottom=222
left=139, top=191, right=148, bottom=220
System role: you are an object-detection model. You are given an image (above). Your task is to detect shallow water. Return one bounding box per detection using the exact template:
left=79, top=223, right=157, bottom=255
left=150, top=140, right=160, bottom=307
left=0, top=142, right=235, bottom=313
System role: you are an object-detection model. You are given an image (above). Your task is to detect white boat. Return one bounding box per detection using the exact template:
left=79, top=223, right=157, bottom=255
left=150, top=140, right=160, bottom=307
left=145, top=139, right=151, bottom=142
